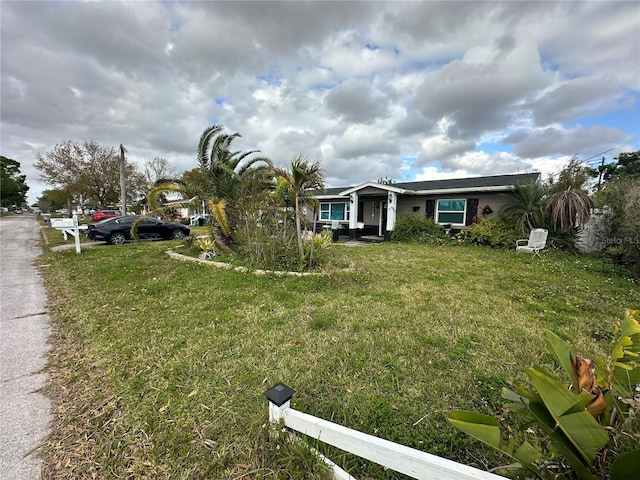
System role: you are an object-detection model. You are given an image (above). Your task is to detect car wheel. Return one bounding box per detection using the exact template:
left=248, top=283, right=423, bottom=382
left=109, top=232, right=127, bottom=245
left=171, top=229, right=185, bottom=240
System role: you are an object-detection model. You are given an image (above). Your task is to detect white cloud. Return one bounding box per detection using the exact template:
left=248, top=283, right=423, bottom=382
left=333, top=125, right=399, bottom=158
left=0, top=1, right=637, bottom=205
left=507, top=125, right=630, bottom=159
left=414, top=166, right=470, bottom=181
left=412, top=35, right=552, bottom=138
left=321, top=40, right=398, bottom=79
left=530, top=76, right=634, bottom=125
left=324, top=79, right=390, bottom=124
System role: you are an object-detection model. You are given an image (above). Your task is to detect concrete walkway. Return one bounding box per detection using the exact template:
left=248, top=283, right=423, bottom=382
left=0, top=214, right=52, bottom=480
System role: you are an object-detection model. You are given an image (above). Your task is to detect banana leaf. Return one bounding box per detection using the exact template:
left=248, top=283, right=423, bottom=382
left=448, top=411, right=541, bottom=477
left=546, top=330, right=574, bottom=381
left=526, top=367, right=608, bottom=465
left=610, top=449, right=640, bottom=480
left=448, top=411, right=501, bottom=449
left=527, top=401, right=599, bottom=480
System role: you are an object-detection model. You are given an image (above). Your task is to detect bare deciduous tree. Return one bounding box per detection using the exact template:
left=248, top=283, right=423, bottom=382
left=143, top=157, right=177, bottom=187
left=35, top=140, right=147, bottom=208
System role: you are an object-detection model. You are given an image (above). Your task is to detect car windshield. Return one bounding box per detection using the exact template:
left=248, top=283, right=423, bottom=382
left=113, top=216, right=140, bottom=224
left=94, top=217, right=120, bottom=225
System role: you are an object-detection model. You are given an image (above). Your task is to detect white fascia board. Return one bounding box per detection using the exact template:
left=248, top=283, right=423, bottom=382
left=315, top=194, right=348, bottom=200
left=414, top=185, right=512, bottom=195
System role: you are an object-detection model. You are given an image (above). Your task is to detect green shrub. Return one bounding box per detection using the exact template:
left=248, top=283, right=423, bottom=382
left=391, top=213, right=448, bottom=243
left=463, top=218, right=518, bottom=248
left=548, top=228, right=580, bottom=254
left=303, top=230, right=333, bottom=270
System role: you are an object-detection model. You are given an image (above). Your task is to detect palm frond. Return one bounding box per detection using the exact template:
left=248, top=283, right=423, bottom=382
left=500, top=180, right=545, bottom=234
left=545, top=188, right=593, bottom=231
left=207, top=198, right=231, bottom=238
left=197, top=125, right=224, bottom=170
left=236, top=155, right=272, bottom=176
left=147, top=182, right=185, bottom=212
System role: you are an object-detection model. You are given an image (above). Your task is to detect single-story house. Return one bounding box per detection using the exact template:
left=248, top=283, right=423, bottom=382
left=309, top=172, right=541, bottom=240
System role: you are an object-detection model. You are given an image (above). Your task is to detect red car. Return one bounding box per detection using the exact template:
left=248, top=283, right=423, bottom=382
left=92, top=209, right=120, bottom=222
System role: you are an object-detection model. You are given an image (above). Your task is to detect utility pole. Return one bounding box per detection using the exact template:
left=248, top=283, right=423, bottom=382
left=119, top=144, right=127, bottom=216
left=597, top=156, right=605, bottom=191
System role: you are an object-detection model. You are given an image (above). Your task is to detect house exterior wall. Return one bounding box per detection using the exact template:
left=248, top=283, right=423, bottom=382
left=396, top=192, right=507, bottom=227
left=308, top=189, right=518, bottom=236
left=306, top=172, right=539, bottom=238
left=480, top=193, right=510, bottom=217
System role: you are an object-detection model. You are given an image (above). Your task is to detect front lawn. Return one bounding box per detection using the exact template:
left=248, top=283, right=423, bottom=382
left=38, top=241, right=639, bottom=479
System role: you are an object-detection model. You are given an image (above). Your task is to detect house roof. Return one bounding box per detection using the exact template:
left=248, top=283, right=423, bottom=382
left=162, top=197, right=198, bottom=205
left=313, top=172, right=540, bottom=199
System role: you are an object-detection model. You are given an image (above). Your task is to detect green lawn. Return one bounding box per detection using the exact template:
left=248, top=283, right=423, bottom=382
left=38, top=240, right=639, bottom=479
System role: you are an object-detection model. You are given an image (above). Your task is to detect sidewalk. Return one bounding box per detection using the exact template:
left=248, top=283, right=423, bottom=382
left=0, top=215, right=53, bottom=480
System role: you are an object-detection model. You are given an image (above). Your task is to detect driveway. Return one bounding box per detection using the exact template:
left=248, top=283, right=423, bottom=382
left=0, top=214, right=52, bottom=479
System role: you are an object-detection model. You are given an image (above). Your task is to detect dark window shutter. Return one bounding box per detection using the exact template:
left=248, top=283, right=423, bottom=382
left=426, top=199, right=435, bottom=219
left=466, top=198, right=479, bottom=226
left=357, top=202, right=364, bottom=222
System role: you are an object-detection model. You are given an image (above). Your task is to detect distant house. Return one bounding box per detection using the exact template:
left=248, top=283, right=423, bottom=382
left=309, top=172, right=541, bottom=240
left=162, top=197, right=198, bottom=219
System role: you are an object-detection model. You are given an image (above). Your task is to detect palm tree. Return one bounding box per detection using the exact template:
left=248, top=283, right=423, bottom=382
left=196, top=125, right=272, bottom=201
left=195, top=125, right=274, bottom=246
left=545, top=189, right=594, bottom=232
left=545, top=156, right=594, bottom=232
left=500, top=180, right=546, bottom=234
left=131, top=182, right=192, bottom=241
left=279, top=156, right=325, bottom=264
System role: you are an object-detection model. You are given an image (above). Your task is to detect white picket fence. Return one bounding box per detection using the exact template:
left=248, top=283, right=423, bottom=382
left=265, top=384, right=506, bottom=480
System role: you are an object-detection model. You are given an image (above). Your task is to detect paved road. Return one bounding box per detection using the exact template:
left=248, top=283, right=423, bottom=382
left=0, top=214, right=52, bottom=480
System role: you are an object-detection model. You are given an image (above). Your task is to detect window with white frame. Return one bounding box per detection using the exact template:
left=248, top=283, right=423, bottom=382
left=436, top=199, right=466, bottom=225
left=319, top=202, right=350, bottom=221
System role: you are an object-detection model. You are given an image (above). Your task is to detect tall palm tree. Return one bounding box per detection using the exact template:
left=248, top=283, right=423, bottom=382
left=195, top=125, right=274, bottom=248
left=196, top=125, right=272, bottom=201
left=281, top=156, right=325, bottom=263
left=500, top=180, right=546, bottom=234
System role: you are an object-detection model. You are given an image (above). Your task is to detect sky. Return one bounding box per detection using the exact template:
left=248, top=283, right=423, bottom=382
left=1, top=1, right=639, bottom=205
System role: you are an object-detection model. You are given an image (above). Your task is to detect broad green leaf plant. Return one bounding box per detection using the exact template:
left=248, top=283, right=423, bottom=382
left=449, top=309, right=640, bottom=479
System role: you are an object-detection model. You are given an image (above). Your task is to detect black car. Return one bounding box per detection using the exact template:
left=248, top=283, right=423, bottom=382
left=87, top=215, right=190, bottom=245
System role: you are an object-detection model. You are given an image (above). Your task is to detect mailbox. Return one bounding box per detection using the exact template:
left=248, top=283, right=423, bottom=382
left=51, top=218, right=77, bottom=229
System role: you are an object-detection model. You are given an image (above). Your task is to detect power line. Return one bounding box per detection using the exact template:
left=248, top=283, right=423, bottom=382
left=581, top=147, right=615, bottom=164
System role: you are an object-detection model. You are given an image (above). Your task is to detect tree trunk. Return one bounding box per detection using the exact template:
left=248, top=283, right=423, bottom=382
left=119, top=145, right=127, bottom=215
left=295, top=196, right=304, bottom=264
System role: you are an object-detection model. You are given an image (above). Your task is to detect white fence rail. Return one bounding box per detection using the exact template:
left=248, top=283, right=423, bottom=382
left=265, top=384, right=505, bottom=480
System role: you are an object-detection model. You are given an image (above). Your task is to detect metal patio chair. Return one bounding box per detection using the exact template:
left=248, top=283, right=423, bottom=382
left=516, top=228, right=548, bottom=257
